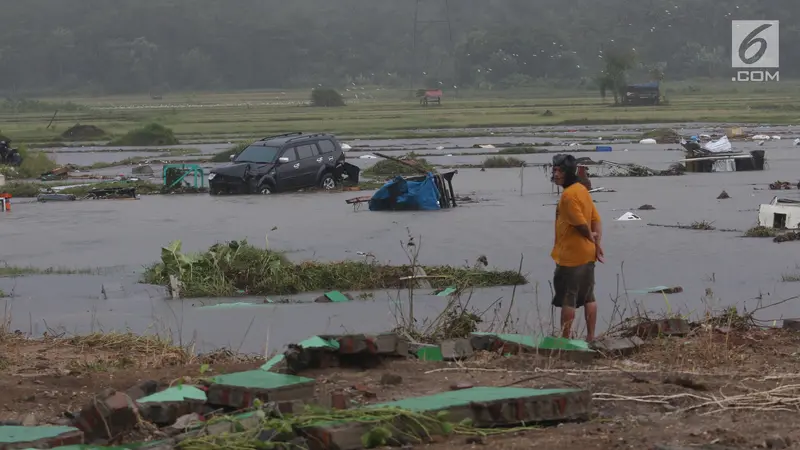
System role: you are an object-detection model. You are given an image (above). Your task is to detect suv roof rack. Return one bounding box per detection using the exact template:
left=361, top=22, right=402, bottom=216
left=285, top=132, right=330, bottom=144
left=258, top=132, right=303, bottom=142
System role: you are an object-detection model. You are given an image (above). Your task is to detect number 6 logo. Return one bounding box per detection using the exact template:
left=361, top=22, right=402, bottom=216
left=731, top=20, right=779, bottom=69
left=738, top=23, right=771, bottom=65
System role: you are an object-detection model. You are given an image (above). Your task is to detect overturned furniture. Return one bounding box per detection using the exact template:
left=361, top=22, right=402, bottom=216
left=680, top=136, right=765, bottom=173
left=758, top=196, right=800, bottom=229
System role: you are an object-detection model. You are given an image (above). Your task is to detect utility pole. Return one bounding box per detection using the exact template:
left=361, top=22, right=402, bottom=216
left=410, top=0, right=456, bottom=97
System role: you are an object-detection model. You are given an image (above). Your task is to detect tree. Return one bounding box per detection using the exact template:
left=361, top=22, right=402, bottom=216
left=597, top=50, right=635, bottom=104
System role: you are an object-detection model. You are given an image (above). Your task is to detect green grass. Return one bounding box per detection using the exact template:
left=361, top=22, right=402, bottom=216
left=1, top=80, right=799, bottom=144
left=1, top=180, right=165, bottom=198
left=743, top=226, right=780, bottom=237
left=0, top=146, right=58, bottom=180
left=143, top=239, right=527, bottom=298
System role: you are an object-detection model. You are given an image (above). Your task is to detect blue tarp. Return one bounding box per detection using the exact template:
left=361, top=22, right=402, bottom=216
left=369, top=173, right=441, bottom=211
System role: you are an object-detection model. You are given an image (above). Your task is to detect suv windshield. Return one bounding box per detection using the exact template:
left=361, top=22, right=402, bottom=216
left=234, top=145, right=280, bottom=163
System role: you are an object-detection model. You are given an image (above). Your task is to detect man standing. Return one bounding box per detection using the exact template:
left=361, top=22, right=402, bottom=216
left=550, top=154, right=604, bottom=342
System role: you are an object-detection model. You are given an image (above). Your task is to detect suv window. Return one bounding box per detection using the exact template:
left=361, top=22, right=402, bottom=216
left=317, top=140, right=336, bottom=154
left=280, top=148, right=298, bottom=162
left=234, top=145, right=281, bottom=163
left=296, top=144, right=317, bottom=160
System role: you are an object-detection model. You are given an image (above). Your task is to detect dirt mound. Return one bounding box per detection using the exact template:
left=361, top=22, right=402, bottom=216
left=61, top=124, right=106, bottom=140
left=108, top=123, right=179, bottom=146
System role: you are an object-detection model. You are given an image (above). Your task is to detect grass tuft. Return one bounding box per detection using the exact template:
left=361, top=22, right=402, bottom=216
left=744, top=226, right=780, bottom=237
left=363, top=152, right=434, bottom=177
left=482, top=156, right=525, bottom=168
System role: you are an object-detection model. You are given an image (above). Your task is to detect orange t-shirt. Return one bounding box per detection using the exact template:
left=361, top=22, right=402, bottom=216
left=551, top=183, right=601, bottom=267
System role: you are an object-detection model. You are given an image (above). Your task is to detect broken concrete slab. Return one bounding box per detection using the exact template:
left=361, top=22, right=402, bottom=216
left=0, top=425, right=84, bottom=449
left=590, top=336, right=645, bottom=356
left=439, top=338, right=474, bottom=361
left=313, top=291, right=353, bottom=303
left=206, top=370, right=315, bottom=409
left=136, top=385, right=207, bottom=425
left=303, top=386, right=591, bottom=450
left=261, top=353, right=288, bottom=373
left=629, top=318, right=690, bottom=338
left=328, top=332, right=407, bottom=356
left=471, top=333, right=596, bottom=363
left=378, top=386, right=591, bottom=425
left=72, top=383, right=154, bottom=442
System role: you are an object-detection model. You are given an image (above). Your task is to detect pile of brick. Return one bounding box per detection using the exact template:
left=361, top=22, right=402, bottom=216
left=2, top=328, right=648, bottom=449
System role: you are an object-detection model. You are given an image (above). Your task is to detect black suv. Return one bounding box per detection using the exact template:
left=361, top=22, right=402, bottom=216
left=208, top=132, right=355, bottom=195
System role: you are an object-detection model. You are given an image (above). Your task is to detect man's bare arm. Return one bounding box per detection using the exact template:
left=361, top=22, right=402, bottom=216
left=591, top=218, right=602, bottom=243
left=573, top=224, right=594, bottom=242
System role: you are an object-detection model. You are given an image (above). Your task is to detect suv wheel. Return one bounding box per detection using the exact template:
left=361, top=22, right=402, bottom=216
left=258, top=184, right=273, bottom=195
left=320, top=173, right=336, bottom=190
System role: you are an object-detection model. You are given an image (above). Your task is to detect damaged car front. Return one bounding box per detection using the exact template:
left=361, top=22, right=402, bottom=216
left=209, top=144, right=281, bottom=195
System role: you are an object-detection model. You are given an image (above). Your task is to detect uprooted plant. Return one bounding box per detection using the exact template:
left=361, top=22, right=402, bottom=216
left=178, top=401, right=528, bottom=450
left=143, top=238, right=527, bottom=298
left=390, top=228, right=525, bottom=344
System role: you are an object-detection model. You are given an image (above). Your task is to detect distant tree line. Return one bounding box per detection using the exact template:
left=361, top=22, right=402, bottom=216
left=0, top=0, right=795, bottom=96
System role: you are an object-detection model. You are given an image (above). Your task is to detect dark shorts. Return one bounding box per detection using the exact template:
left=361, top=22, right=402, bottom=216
left=552, top=262, right=596, bottom=309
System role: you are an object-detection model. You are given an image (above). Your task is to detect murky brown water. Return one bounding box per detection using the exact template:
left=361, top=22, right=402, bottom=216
left=5, top=125, right=800, bottom=353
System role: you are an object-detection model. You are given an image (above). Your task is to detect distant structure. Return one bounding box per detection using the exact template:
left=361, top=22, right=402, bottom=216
left=621, top=82, right=660, bottom=106
left=410, top=0, right=455, bottom=95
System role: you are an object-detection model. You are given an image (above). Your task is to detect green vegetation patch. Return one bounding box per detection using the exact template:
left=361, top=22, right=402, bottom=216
left=482, top=156, right=525, bottom=168
left=142, top=240, right=527, bottom=298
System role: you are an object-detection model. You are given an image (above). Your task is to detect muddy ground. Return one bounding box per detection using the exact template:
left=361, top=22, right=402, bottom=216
left=3, top=326, right=800, bottom=449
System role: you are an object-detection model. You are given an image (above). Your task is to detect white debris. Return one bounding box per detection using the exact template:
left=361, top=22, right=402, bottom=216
left=639, top=138, right=657, bottom=144
left=794, top=138, right=800, bottom=146
left=478, top=144, right=495, bottom=149
left=359, top=154, right=377, bottom=159
left=341, top=143, right=352, bottom=151
left=772, top=136, right=781, bottom=140
left=616, top=212, right=642, bottom=221
left=752, top=134, right=771, bottom=140
left=436, top=146, right=444, bottom=150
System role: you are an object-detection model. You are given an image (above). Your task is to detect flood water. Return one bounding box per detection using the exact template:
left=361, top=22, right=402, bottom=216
left=6, top=125, right=800, bottom=354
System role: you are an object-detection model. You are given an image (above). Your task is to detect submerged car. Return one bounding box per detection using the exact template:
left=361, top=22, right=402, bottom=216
left=208, top=132, right=358, bottom=195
